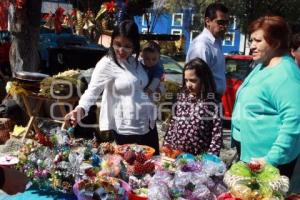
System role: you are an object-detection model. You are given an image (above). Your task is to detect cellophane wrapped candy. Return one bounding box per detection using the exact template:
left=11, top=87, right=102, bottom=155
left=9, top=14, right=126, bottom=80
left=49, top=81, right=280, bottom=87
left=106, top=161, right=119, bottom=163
left=148, top=153, right=227, bottom=199
left=222, top=161, right=289, bottom=200
left=148, top=181, right=171, bottom=200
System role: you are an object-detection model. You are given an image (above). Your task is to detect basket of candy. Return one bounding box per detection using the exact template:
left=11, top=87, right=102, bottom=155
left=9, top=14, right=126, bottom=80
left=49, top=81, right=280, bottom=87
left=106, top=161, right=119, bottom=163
left=219, top=161, right=289, bottom=200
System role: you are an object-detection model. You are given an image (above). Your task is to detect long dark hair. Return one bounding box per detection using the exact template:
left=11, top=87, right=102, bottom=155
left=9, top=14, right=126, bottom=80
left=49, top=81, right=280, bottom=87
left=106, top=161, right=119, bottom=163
left=108, top=20, right=140, bottom=68
left=182, top=58, right=216, bottom=98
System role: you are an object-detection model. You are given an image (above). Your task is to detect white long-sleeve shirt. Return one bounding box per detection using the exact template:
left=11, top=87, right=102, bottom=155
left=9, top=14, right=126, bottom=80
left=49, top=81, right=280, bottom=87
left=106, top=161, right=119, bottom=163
left=77, top=55, right=156, bottom=135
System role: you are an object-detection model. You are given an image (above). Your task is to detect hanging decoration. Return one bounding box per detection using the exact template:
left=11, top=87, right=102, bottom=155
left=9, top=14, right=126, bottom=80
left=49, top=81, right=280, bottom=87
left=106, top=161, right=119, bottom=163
left=54, top=7, right=65, bottom=33
left=95, top=0, right=153, bottom=31
left=95, top=1, right=117, bottom=30
left=83, top=9, right=95, bottom=33
left=74, top=9, right=84, bottom=35
left=43, top=12, right=54, bottom=29
left=0, top=0, right=9, bottom=31
left=16, top=0, right=26, bottom=9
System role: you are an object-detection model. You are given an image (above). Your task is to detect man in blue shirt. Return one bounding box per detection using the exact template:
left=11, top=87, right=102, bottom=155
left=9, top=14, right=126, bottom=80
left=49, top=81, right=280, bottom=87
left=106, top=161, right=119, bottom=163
left=186, top=3, right=229, bottom=99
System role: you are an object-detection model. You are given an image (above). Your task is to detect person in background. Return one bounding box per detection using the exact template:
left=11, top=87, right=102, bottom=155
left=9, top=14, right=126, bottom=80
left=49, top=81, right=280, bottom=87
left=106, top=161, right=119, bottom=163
left=290, top=33, right=300, bottom=67
left=163, top=58, right=222, bottom=156
left=186, top=3, right=229, bottom=101
left=231, top=15, right=300, bottom=178
left=0, top=166, right=29, bottom=195
left=64, top=20, right=159, bottom=153
left=140, top=41, right=165, bottom=95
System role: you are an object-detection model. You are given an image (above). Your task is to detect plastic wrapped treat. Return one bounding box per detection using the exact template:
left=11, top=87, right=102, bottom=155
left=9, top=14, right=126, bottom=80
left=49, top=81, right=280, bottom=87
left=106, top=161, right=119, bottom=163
left=174, top=171, right=192, bottom=189
left=150, top=170, right=174, bottom=188
left=191, top=172, right=209, bottom=185
left=222, top=161, right=290, bottom=200
left=148, top=181, right=171, bottom=200
left=192, top=184, right=214, bottom=200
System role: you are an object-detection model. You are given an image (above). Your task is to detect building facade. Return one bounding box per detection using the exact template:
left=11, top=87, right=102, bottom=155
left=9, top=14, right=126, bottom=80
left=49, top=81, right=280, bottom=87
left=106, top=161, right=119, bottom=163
left=134, top=8, right=242, bottom=55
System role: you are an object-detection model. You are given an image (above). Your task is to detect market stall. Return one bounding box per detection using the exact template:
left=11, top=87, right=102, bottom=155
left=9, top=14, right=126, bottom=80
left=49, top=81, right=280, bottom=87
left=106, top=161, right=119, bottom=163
left=0, top=132, right=297, bottom=200
left=0, top=70, right=298, bottom=200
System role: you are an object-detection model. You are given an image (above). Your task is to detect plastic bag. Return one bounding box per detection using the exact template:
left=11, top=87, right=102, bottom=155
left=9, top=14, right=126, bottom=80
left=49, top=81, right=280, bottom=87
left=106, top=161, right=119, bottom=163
left=148, top=181, right=171, bottom=200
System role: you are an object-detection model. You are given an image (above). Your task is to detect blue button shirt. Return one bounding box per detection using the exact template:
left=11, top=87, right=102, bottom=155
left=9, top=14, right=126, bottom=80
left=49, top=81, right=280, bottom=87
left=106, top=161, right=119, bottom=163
left=186, top=28, right=226, bottom=94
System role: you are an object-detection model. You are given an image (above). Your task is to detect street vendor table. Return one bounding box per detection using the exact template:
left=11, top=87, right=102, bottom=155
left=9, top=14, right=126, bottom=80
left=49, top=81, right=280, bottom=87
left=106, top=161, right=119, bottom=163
left=20, top=93, right=78, bottom=141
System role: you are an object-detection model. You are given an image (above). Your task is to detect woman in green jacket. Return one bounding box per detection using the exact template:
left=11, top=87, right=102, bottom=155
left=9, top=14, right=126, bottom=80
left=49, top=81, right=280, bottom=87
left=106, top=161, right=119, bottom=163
left=231, top=15, right=300, bottom=178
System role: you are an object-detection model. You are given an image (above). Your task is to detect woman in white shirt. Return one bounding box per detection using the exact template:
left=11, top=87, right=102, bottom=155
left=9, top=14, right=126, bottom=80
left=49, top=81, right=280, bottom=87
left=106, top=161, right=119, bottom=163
left=64, top=20, right=159, bottom=153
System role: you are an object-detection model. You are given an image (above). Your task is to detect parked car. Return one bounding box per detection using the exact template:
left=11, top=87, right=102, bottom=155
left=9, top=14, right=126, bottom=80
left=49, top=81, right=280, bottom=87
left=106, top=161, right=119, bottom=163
left=222, top=55, right=253, bottom=119
left=39, top=26, right=107, bottom=75
left=160, top=54, right=183, bottom=84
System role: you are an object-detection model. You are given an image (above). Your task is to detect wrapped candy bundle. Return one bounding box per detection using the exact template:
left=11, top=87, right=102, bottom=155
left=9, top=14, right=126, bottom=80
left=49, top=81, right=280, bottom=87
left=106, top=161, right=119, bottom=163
left=16, top=131, right=100, bottom=193
left=147, top=153, right=227, bottom=200
left=73, top=176, right=128, bottom=200
left=220, top=161, right=289, bottom=200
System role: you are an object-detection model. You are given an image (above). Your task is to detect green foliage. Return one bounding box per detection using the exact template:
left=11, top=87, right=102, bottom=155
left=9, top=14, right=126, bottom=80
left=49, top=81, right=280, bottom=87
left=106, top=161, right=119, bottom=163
left=162, top=0, right=214, bottom=31
left=224, top=0, right=300, bottom=33
left=126, top=0, right=153, bottom=16
left=162, top=0, right=300, bottom=33
left=70, top=0, right=153, bottom=17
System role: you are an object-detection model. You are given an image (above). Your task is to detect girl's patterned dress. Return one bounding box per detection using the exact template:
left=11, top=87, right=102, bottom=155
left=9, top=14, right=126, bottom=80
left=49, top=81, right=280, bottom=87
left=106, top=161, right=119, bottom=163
left=163, top=92, right=222, bottom=155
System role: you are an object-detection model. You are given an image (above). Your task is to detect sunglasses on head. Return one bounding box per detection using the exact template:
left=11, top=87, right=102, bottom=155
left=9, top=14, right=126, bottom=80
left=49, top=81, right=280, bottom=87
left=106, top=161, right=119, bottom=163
left=215, top=19, right=229, bottom=26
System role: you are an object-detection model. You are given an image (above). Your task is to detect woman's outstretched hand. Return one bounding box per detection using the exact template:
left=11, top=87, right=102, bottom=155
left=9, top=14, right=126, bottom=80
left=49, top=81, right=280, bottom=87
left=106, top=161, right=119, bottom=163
left=64, top=107, right=85, bottom=127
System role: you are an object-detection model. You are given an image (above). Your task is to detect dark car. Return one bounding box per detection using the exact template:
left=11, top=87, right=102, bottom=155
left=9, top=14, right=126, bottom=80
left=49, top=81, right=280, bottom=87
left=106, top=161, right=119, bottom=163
left=39, top=26, right=107, bottom=75
left=222, top=55, right=253, bottom=119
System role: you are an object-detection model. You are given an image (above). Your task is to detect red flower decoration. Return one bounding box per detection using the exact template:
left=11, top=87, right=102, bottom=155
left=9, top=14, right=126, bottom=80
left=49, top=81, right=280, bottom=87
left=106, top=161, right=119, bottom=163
left=16, top=0, right=26, bottom=9
left=106, top=1, right=116, bottom=13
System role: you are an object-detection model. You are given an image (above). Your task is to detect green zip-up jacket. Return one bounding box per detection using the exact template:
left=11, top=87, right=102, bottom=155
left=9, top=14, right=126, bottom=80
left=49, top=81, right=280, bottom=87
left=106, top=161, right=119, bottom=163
left=231, top=55, right=300, bottom=166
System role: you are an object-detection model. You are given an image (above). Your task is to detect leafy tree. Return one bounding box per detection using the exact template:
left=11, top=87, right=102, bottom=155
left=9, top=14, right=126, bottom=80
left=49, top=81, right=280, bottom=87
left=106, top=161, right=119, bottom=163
left=163, top=0, right=300, bottom=33
left=161, top=0, right=216, bottom=31
left=69, top=0, right=102, bottom=14
left=223, top=0, right=300, bottom=33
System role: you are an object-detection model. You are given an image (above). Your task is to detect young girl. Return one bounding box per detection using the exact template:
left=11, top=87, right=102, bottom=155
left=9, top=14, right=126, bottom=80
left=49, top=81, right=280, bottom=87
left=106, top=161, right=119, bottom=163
left=64, top=20, right=159, bottom=153
left=163, top=58, right=222, bottom=156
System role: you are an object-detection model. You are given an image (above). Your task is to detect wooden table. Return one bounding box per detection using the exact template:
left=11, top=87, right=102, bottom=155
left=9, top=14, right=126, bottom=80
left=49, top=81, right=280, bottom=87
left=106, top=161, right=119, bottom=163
left=20, top=93, right=78, bottom=141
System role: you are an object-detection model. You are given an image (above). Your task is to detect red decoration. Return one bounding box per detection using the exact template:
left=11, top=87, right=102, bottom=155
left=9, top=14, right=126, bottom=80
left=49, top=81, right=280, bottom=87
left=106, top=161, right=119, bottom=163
left=0, top=1, right=9, bottom=30
left=35, top=132, right=52, bottom=147
left=71, top=9, right=77, bottom=18
left=16, top=0, right=26, bottom=9
left=54, top=7, right=65, bottom=33
left=217, top=192, right=242, bottom=200
left=106, top=1, right=116, bottom=13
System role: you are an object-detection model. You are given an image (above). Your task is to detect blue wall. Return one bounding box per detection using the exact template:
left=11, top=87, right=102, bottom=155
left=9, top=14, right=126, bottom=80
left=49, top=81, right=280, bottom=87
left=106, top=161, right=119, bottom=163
left=135, top=9, right=241, bottom=55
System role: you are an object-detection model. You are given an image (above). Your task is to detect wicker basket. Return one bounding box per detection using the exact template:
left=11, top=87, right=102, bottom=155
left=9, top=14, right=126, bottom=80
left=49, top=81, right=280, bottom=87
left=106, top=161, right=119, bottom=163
left=0, top=118, right=14, bottom=144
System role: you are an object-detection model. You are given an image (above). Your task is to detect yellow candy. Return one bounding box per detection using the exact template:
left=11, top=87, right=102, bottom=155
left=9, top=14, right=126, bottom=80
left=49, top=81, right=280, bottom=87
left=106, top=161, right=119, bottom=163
left=101, top=160, right=109, bottom=169
left=231, top=184, right=252, bottom=200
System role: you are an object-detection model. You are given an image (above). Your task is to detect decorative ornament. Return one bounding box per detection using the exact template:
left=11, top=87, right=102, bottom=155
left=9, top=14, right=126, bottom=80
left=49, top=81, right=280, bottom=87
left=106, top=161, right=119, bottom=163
left=54, top=7, right=65, bottom=33
left=16, top=0, right=26, bottom=9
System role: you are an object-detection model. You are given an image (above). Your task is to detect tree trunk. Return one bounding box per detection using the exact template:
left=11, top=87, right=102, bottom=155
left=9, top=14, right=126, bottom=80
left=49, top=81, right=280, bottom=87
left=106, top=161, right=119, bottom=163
left=9, top=0, right=42, bottom=74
